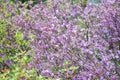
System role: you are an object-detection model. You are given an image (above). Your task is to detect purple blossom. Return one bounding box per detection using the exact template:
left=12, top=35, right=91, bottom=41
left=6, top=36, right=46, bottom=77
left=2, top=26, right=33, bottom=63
left=4, top=60, right=12, bottom=67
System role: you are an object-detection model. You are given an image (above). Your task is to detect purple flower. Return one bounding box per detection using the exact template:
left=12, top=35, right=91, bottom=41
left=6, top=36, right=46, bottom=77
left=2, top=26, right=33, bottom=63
left=4, top=60, right=12, bottom=67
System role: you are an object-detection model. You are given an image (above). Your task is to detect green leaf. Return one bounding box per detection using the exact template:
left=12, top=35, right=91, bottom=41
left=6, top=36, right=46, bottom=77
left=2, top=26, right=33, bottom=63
left=15, top=31, right=23, bottom=41
left=64, top=61, right=71, bottom=66
left=5, top=13, right=12, bottom=17
left=73, top=0, right=78, bottom=3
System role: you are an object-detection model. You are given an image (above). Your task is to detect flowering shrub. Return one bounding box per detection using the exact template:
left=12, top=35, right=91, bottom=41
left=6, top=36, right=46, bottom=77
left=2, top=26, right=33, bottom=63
left=1, top=0, right=120, bottom=80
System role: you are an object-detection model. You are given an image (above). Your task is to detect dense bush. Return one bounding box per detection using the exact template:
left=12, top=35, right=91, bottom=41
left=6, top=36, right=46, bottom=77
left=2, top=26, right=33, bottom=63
left=0, top=0, right=120, bottom=80
left=0, top=1, right=51, bottom=80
